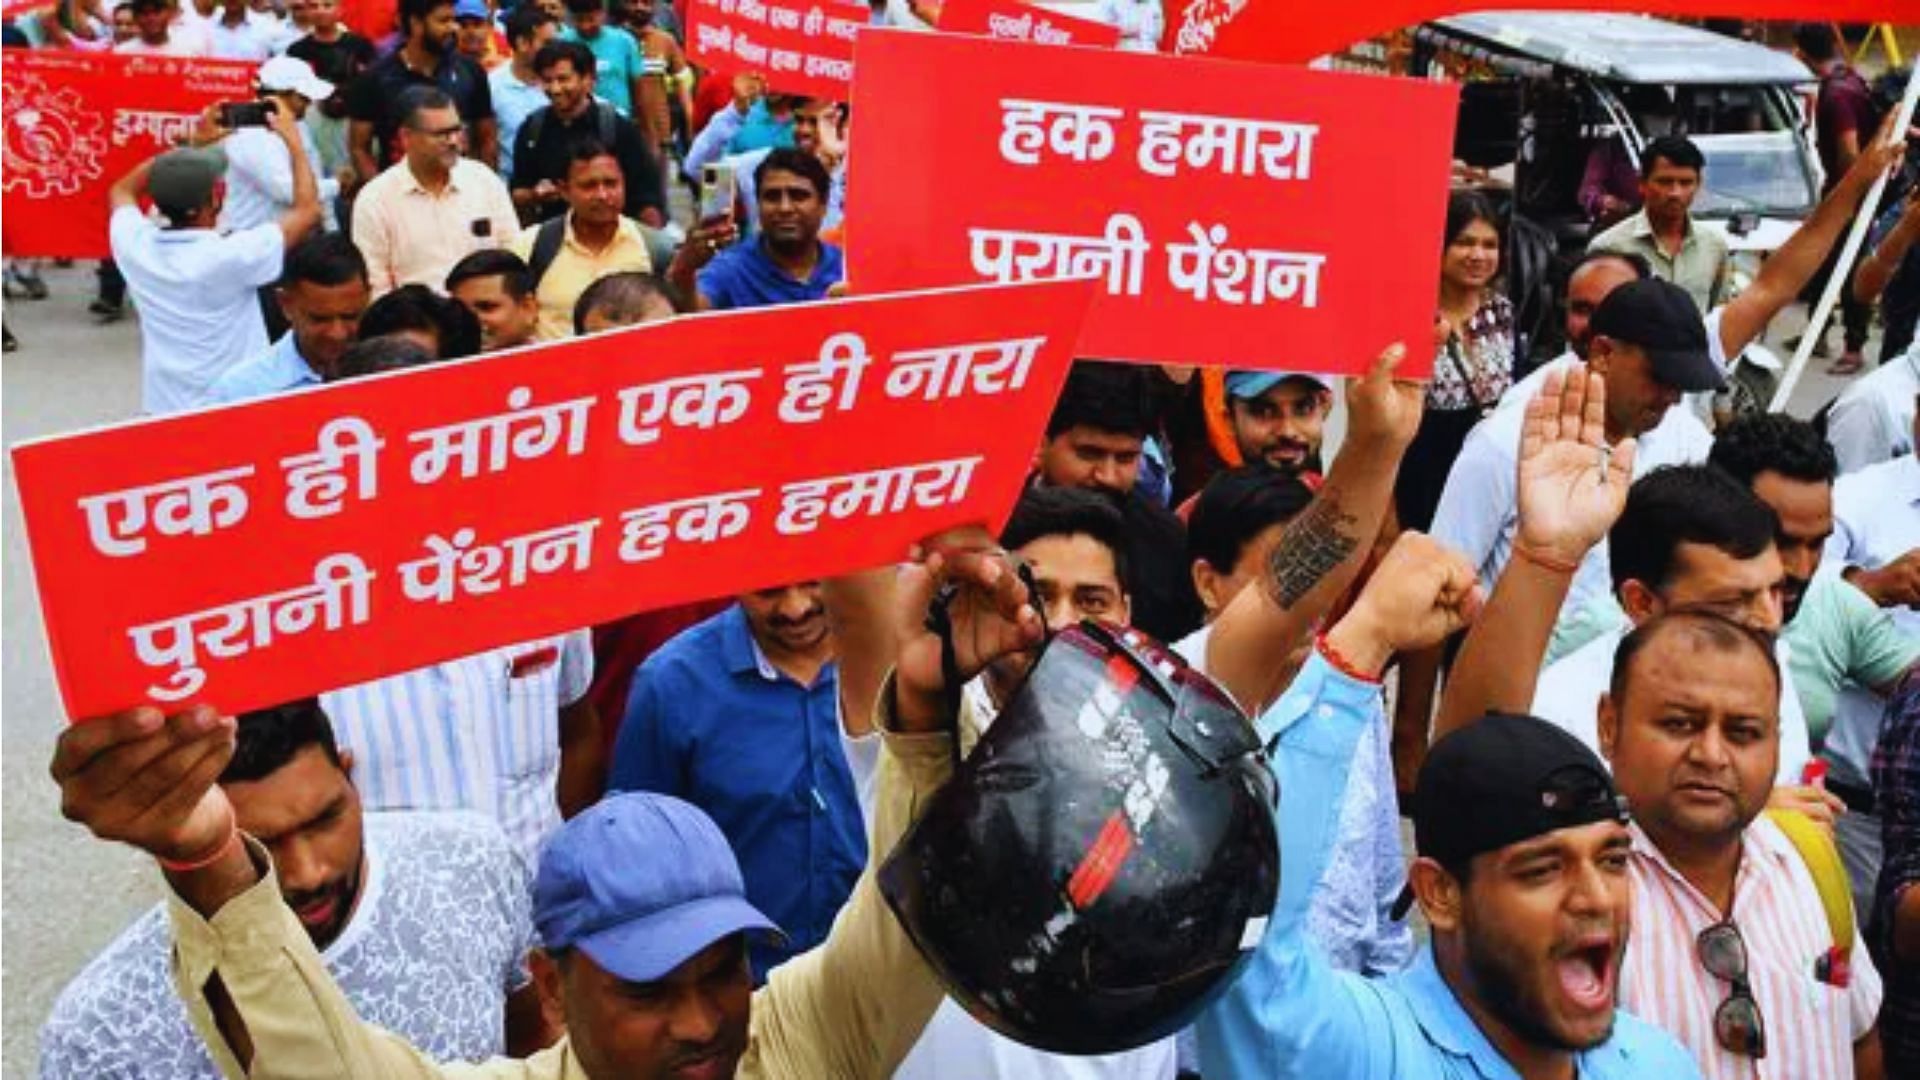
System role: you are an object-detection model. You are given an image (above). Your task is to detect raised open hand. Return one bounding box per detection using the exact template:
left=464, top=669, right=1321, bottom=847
left=1515, top=366, right=1636, bottom=567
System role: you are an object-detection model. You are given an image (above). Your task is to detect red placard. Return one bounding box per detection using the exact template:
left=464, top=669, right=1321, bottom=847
left=11, top=280, right=1096, bottom=720
left=684, top=0, right=867, bottom=100
left=1171, top=1, right=1916, bottom=63
left=846, top=30, right=1455, bottom=376
left=2, top=50, right=260, bottom=259
left=939, top=0, right=1121, bottom=49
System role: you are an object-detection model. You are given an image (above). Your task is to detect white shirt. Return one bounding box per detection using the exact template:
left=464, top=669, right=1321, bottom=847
left=108, top=206, right=282, bottom=413
left=1824, top=453, right=1920, bottom=782
left=204, top=10, right=277, bottom=59
left=219, top=123, right=340, bottom=233
left=1432, top=315, right=1727, bottom=655
left=1826, top=343, right=1919, bottom=474
left=1094, top=0, right=1163, bottom=51
left=1530, top=623, right=1813, bottom=783
left=321, top=632, right=593, bottom=867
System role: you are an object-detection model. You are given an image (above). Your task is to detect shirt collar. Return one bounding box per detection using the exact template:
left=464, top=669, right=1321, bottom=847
left=1396, top=947, right=1517, bottom=1074
left=272, top=331, right=324, bottom=384
left=1625, top=819, right=1786, bottom=914
left=1628, top=209, right=1693, bottom=244
left=564, top=213, right=642, bottom=255
left=718, top=604, right=778, bottom=681
left=402, top=159, right=462, bottom=195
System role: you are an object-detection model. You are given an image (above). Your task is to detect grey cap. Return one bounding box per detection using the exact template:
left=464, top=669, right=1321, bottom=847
left=148, top=147, right=228, bottom=218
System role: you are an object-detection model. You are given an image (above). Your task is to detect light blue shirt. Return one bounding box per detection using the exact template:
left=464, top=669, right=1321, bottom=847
left=199, top=329, right=319, bottom=406
left=556, top=23, right=644, bottom=116
left=1196, top=652, right=1702, bottom=1080
left=489, top=64, right=550, bottom=179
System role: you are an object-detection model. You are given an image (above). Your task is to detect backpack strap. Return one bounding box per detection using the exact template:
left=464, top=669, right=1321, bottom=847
left=596, top=101, right=618, bottom=150
left=525, top=215, right=569, bottom=292
left=1764, top=806, right=1855, bottom=987
left=522, top=107, right=546, bottom=156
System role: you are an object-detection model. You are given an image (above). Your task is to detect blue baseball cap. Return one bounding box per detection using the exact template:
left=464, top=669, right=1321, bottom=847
left=534, top=793, right=784, bottom=982
left=1223, top=370, right=1331, bottom=400
left=453, top=0, right=490, bottom=20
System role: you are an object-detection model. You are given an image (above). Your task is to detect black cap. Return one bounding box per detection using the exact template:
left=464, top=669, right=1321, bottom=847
left=1392, top=714, right=1629, bottom=918
left=1589, top=278, right=1724, bottom=392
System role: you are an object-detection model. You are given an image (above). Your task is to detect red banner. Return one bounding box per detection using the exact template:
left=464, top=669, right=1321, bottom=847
left=845, top=30, right=1455, bottom=375
left=11, top=281, right=1095, bottom=720
left=2, top=50, right=260, bottom=259
left=939, top=0, right=1121, bottom=49
left=1171, top=1, right=1917, bottom=64
left=684, top=0, right=867, bottom=99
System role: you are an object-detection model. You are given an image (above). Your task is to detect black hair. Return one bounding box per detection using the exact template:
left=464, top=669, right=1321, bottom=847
left=1707, top=413, right=1838, bottom=489
left=400, top=0, right=451, bottom=32
left=1640, top=134, right=1705, bottom=179
left=1793, top=22, right=1840, bottom=63
left=337, top=334, right=440, bottom=379
left=572, top=270, right=682, bottom=334
left=754, top=146, right=832, bottom=201
left=1443, top=190, right=1501, bottom=254
left=1000, top=485, right=1131, bottom=589
left=356, top=284, right=481, bottom=361
left=397, top=85, right=456, bottom=128
left=1608, top=608, right=1780, bottom=705
left=220, top=698, right=344, bottom=784
left=1568, top=248, right=1652, bottom=284
left=533, top=38, right=595, bottom=78
left=280, top=230, right=369, bottom=290
left=564, top=0, right=601, bottom=13
left=1608, top=465, right=1778, bottom=594
left=503, top=3, right=551, bottom=47
left=567, top=136, right=619, bottom=173
left=445, top=248, right=533, bottom=299
left=1188, top=464, right=1315, bottom=574
left=1044, top=361, right=1155, bottom=440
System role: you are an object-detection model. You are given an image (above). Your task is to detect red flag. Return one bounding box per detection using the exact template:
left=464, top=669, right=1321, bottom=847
left=846, top=30, right=1456, bottom=375
left=1171, top=0, right=1917, bottom=64
left=683, top=0, right=868, bottom=99
left=11, top=280, right=1096, bottom=720
left=939, top=0, right=1122, bottom=49
left=3, top=49, right=260, bottom=259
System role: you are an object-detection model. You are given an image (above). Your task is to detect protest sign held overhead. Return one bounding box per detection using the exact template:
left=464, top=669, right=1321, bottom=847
left=12, top=279, right=1096, bottom=720
left=683, top=0, right=867, bottom=99
left=2, top=50, right=260, bottom=260
left=939, top=0, right=1122, bottom=49
left=845, top=30, right=1456, bottom=375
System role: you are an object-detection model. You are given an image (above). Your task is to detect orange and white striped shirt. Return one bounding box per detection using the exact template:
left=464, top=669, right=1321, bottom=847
left=1618, top=819, right=1881, bottom=1080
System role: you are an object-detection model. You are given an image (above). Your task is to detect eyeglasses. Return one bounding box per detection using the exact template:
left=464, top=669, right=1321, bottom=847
left=411, top=124, right=465, bottom=141
left=1697, top=920, right=1766, bottom=1058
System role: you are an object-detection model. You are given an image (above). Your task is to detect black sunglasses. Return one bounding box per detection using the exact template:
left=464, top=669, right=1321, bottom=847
left=1697, top=920, right=1766, bottom=1058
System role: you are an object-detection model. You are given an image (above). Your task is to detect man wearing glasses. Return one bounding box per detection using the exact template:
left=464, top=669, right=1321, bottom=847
left=351, top=86, right=519, bottom=296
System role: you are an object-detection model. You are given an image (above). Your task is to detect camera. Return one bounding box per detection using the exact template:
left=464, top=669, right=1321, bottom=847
left=218, top=100, right=276, bottom=128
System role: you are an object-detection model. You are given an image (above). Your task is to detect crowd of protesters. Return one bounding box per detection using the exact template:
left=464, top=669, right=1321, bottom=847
left=9, top=6, right=1920, bottom=1079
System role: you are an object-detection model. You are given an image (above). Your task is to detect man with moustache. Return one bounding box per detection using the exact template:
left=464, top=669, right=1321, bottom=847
left=1218, top=371, right=1332, bottom=477
left=39, top=699, right=549, bottom=1078
left=670, top=148, right=841, bottom=311
left=344, top=0, right=498, bottom=178
left=608, top=583, right=860, bottom=982
left=1589, top=135, right=1730, bottom=314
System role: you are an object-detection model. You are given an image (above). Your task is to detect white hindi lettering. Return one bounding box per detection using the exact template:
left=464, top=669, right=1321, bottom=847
left=696, top=22, right=733, bottom=51
left=1166, top=221, right=1326, bottom=307
left=111, top=110, right=198, bottom=148
left=1136, top=110, right=1318, bottom=181
left=617, top=488, right=761, bottom=562
left=774, top=456, right=982, bottom=536
left=616, top=367, right=762, bottom=445
left=767, top=2, right=799, bottom=28
left=985, top=10, right=1033, bottom=38
left=78, top=464, right=255, bottom=558
left=967, top=214, right=1148, bottom=297
left=125, top=553, right=374, bottom=702
left=883, top=337, right=1044, bottom=402
left=406, top=386, right=596, bottom=485
left=802, top=4, right=823, bottom=33
left=280, top=417, right=383, bottom=519
left=997, top=98, right=1124, bottom=167
left=398, top=519, right=600, bottom=605
left=778, top=333, right=869, bottom=423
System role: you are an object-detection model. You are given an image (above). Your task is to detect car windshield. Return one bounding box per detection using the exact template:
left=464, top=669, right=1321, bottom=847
left=1693, top=131, right=1818, bottom=216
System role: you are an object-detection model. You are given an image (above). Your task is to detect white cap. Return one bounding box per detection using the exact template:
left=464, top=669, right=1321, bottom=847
left=257, top=56, right=335, bottom=101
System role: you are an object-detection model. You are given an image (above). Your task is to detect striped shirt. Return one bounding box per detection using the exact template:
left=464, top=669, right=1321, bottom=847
left=1618, top=819, right=1881, bottom=1080
left=322, top=632, right=592, bottom=867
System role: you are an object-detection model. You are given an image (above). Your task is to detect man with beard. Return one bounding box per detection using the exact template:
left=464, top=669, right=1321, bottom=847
left=344, top=0, right=497, bottom=178
left=508, top=40, right=667, bottom=227
left=510, top=139, right=665, bottom=338
left=675, top=148, right=842, bottom=311
left=1432, top=123, right=1906, bottom=665
left=351, top=87, right=519, bottom=296
left=1588, top=135, right=1729, bottom=315
left=1219, top=370, right=1331, bottom=476
left=201, top=231, right=371, bottom=403
left=39, top=699, right=549, bottom=1078
left=608, top=582, right=860, bottom=981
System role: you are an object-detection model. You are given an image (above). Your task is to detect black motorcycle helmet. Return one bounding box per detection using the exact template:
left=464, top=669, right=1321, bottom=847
left=879, top=620, right=1281, bottom=1054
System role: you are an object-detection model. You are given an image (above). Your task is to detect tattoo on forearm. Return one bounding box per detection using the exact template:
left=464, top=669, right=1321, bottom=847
left=1264, top=494, right=1359, bottom=609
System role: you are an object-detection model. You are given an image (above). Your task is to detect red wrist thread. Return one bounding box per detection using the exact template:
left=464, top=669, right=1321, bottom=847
left=1316, top=632, right=1383, bottom=685
left=157, top=809, right=240, bottom=874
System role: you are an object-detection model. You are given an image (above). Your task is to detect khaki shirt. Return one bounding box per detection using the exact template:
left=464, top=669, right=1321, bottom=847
left=167, top=680, right=956, bottom=1080
left=1587, top=208, right=1730, bottom=315
left=351, top=157, right=522, bottom=297
left=509, top=215, right=655, bottom=341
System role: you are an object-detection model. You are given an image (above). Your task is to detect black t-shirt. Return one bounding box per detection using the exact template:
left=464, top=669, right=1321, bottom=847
left=509, top=101, right=668, bottom=222
left=286, top=31, right=376, bottom=103
left=344, top=49, right=494, bottom=168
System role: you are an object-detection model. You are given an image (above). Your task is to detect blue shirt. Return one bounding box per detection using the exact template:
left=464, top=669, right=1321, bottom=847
left=610, top=604, right=864, bottom=980
left=1196, top=653, right=1702, bottom=1080
left=557, top=23, right=645, bottom=116
left=696, top=237, right=843, bottom=311
left=488, top=64, right=551, bottom=178
left=729, top=98, right=795, bottom=154
left=199, top=331, right=320, bottom=406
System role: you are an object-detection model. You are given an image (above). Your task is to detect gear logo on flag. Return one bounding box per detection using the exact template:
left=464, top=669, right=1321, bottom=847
left=4, top=74, right=109, bottom=200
